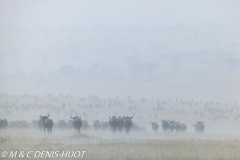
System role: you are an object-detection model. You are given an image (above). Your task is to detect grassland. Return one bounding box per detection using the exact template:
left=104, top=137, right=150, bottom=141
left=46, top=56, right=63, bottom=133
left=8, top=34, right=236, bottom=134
left=1, top=129, right=240, bottom=160
left=1, top=95, right=240, bottom=159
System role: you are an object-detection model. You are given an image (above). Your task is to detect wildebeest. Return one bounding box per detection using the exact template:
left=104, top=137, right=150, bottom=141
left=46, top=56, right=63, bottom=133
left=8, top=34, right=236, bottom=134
left=193, top=121, right=205, bottom=133
left=70, top=116, right=82, bottom=133
left=180, top=123, right=187, bottom=132
left=0, top=119, right=8, bottom=129
left=93, top=120, right=100, bottom=131
left=161, top=119, right=169, bottom=132
left=58, top=120, right=66, bottom=129
left=169, top=120, right=175, bottom=132
left=39, top=114, right=53, bottom=134
left=123, top=116, right=133, bottom=134
left=150, top=121, right=159, bottom=132
left=109, top=116, right=118, bottom=133
left=117, top=116, right=123, bottom=133
left=174, top=121, right=181, bottom=132
left=100, top=121, right=109, bottom=131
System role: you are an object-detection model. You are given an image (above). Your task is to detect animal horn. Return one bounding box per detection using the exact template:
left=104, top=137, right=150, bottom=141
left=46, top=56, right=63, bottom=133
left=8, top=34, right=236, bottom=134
left=39, top=115, right=42, bottom=118
left=70, top=116, right=73, bottom=119
left=47, top=114, right=49, bottom=117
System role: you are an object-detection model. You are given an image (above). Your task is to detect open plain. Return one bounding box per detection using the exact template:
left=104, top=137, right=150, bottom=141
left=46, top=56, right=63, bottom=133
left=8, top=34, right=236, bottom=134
left=1, top=94, right=240, bottom=160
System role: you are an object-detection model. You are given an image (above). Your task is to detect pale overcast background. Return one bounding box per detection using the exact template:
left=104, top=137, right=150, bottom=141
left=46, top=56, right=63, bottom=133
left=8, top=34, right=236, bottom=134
left=0, top=0, right=240, bottom=102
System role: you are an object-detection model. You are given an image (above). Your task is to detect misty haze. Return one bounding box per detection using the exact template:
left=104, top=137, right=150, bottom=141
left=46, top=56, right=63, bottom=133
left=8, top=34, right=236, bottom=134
left=1, top=1, right=240, bottom=160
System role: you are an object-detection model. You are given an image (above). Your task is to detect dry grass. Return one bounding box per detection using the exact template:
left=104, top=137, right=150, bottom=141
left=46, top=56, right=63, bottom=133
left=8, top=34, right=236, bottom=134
left=1, top=95, right=240, bottom=159
left=1, top=129, right=240, bottom=160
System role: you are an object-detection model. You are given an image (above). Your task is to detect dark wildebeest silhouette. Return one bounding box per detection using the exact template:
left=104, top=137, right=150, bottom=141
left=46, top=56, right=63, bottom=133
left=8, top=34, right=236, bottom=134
left=161, top=119, right=169, bottom=132
left=169, top=120, right=175, bottom=132
left=123, top=116, right=133, bottom=134
left=0, top=119, right=8, bottom=129
left=39, top=114, right=53, bottom=134
left=117, top=116, right=123, bottom=133
left=109, top=116, right=118, bottom=133
left=150, top=121, right=159, bottom=132
left=193, top=121, right=205, bottom=133
left=180, top=123, right=187, bottom=132
left=93, top=120, right=101, bottom=131
left=174, top=121, right=181, bottom=132
left=70, top=116, right=82, bottom=133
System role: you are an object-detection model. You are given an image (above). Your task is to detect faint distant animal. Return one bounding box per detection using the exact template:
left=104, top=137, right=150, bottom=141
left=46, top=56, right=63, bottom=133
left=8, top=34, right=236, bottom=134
left=123, top=116, right=133, bottom=134
left=174, top=121, right=181, bottom=132
left=58, top=120, right=66, bottom=129
left=70, top=116, right=82, bottom=133
left=193, top=121, right=205, bottom=133
left=169, top=120, right=175, bottom=132
left=180, top=123, right=187, bottom=132
left=39, top=114, right=53, bottom=134
left=117, top=116, right=123, bottom=133
left=0, top=119, right=8, bottom=129
left=150, top=122, right=159, bottom=132
left=109, top=116, right=118, bottom=133
left=161, top=119, right=169, bottom=132
left=93, top=120, right=100, bottom=131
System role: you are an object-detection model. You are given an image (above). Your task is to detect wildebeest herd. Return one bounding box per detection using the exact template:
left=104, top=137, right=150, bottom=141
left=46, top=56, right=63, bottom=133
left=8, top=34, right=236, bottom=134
left=150, top=120, right=201, bottom=133
left=0, top=115, right=205, bottom=134
left=2, top=94, right=225, bottom=135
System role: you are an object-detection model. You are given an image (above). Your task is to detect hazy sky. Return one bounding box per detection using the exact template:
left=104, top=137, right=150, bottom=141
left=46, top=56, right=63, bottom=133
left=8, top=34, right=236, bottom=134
left=0, top=0, right=240, bottom=102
